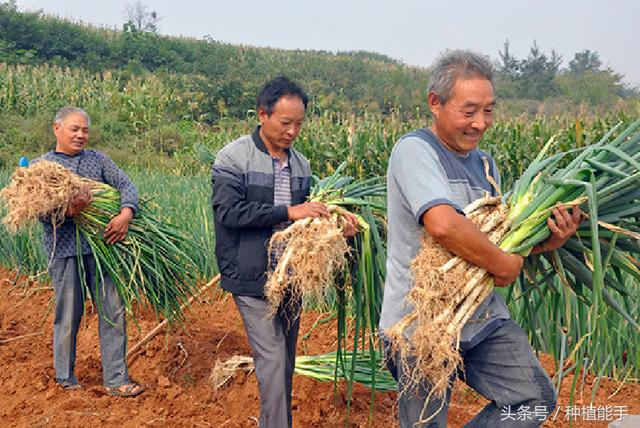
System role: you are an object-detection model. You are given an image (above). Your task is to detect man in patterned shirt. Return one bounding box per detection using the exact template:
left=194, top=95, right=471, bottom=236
left=34, top=106, right=144, bottom=397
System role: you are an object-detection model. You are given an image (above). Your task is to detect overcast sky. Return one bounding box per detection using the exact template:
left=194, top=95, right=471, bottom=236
left=15, top=0, right=640, bottom=87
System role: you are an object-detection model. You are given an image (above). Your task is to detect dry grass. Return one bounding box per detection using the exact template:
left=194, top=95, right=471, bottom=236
left=210, top=355, right=255, bottom=390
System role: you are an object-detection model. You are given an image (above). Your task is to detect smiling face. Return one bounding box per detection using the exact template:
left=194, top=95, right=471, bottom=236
left=53, top=113, right=89, bottom=156
left=257, top=95, right=306, bottom=157
left=429, top=77, right=495, bottom=155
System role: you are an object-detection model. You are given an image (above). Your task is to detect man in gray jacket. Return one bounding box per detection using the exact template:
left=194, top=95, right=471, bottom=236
left=212, top=76, right=354, bottom=427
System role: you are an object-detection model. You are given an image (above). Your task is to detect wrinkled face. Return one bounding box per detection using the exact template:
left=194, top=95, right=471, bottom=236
left=258, top=95, right=306, bottom=154
left=429, top=77, right=495, bottom=155
left=53, top=113, right=89, bottom=155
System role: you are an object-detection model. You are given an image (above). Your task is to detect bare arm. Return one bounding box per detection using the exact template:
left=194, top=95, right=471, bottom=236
left=65, top=185, right=92, bottom=217
left=104, top=207, right=134, bottom=244
left=422, top=204, right=523, bottom=287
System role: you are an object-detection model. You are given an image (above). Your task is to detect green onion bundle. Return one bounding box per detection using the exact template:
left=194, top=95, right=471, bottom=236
left=312, top=165, right=388, bottom=413
left=264, top=162, right=387, bottom=409
left=264, top=163, right=385, bottom=317
left=295, top=350, right=396, bottom=392
left=388, top=120, right=640, bottom=404
left=1, top=160, right=201, bottom=325
left=211, top=350, right=397, bottom=392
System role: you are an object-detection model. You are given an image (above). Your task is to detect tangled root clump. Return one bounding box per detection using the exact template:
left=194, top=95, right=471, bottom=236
left=265, top=211, right=350, bottom=317
left=0, top=160, right=91, bottom=232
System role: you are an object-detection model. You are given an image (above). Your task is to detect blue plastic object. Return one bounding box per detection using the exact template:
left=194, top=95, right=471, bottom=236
left=19, top=156, right=29, bottom=167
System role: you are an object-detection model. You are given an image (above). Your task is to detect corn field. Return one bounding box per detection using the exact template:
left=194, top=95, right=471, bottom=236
left=0, top=62, right=639, bottom=391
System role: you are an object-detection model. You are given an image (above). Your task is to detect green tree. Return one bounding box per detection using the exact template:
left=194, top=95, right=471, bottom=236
left=495, top=39, right=521, bottom=99
left=497, top=39, right=519, bottom=79
left=517, top=41, right=562, bottom=99
left=557, top=49, right=626, bottom=104
left=568, top=50, right=602, bottom=75
left=1, top=0, right=17, bottom=11
left=556, top=70, right=622, bottom=105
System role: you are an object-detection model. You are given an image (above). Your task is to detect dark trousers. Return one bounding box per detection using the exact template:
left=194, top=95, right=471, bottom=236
left=385, top=320, right=557, bottom=427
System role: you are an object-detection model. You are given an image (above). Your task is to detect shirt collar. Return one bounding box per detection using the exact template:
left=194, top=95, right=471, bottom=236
left=53, top=149, right=84, bottom=158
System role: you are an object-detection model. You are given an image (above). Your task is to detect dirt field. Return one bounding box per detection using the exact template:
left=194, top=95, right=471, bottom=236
left=1, top=268, right=638, bottom=427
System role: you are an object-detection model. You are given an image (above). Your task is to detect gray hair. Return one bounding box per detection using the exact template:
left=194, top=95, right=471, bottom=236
left=428, top=50, right=494, bottom=104
left=53, top=106, right=91, bottom=126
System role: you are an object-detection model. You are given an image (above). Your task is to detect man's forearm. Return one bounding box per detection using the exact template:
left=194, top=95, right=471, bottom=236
left=422, top=204, right=520, bottom=282
left=428, top=215, right=507, bottom=275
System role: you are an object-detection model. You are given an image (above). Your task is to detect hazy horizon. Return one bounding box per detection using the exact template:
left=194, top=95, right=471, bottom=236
left=12, top=0, right=640, bottom=87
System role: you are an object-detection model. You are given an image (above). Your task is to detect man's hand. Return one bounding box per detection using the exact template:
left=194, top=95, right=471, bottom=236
left=66, top=185, right=92, bottom=217
left=288, top=202, right=330, bottom=221
left=104, top=207, right=134, bottom=245
left=341, top=212, right=359, bottom=238
left=532, top=205, right=581, bottom=254
left=494, top=253, right=524, bottom=287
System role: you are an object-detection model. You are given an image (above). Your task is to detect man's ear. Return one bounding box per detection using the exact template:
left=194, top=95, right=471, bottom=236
left=257, top=106, right=268, bottom=124
left=428, top=91, right=442, bottom=119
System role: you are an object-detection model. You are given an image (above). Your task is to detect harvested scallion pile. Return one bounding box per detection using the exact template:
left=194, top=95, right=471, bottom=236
left=294, top=350, right=396, bottom=392
left=211, top=350, right=397, bottom=392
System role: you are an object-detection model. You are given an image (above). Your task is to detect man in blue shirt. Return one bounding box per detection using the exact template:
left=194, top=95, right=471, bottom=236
left=380, top=51, right=580, bottom=427
left=34, top=106, right=144, bottom=397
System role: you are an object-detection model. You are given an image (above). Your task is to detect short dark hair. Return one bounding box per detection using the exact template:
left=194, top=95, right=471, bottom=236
left=256, top=75, right=308, bottom=115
